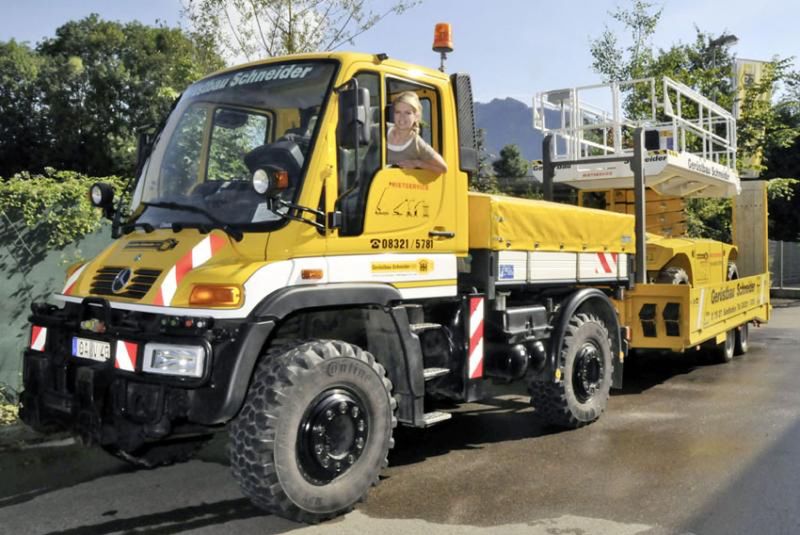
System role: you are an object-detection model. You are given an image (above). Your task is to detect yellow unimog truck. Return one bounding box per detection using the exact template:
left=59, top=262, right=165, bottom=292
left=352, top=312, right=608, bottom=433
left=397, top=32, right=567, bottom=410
left=20, top=46, right=767, bottom=521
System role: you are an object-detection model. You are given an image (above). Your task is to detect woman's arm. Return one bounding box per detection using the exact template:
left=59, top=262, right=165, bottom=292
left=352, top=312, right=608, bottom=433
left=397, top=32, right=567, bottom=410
left=396, top=137, right=448, bottom=174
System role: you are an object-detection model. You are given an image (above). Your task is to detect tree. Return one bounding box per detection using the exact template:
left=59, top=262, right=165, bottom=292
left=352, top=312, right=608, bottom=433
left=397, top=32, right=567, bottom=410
left=0, top=15, right=225, bottom=178
left=589, top=0, right=800, bottom=241
left=493, top=144, right=529, bottom=179
left=181, top=0, right=420, bottom=62
left=469, top=128, right=499, bottom=193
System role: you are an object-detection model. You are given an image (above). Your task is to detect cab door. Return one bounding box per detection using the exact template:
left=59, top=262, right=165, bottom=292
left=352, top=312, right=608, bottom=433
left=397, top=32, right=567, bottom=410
left=327, top=68, right=459, bottom=291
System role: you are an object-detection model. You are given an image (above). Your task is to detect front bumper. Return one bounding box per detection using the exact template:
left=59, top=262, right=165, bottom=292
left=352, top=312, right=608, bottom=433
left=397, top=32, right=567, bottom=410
left=20, top=300, right=274, bottom=450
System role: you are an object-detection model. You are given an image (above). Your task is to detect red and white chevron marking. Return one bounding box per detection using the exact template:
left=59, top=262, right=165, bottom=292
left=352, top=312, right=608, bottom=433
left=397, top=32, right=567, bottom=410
left=115, top=340, right=138, bottom=372
left=63, top=263, right=88, bottom=295
left=154, top=234, right=227, bottom=306
left=468, top=296, right=484, bottom=379
left=30, top=325, right=47, bottom=352
left=595, top=252, right=619, bottom=275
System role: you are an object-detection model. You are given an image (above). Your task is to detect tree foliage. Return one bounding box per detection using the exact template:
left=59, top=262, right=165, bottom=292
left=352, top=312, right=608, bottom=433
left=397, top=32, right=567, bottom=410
left=181, top=0, right=419, bottom=62
left=469, top=128, right=499, bottom=194
left=0, top=15, right=224, bottom=178
left=589, top=0, right=800, bottom=241
left=0, top=169, right=128, bottom=249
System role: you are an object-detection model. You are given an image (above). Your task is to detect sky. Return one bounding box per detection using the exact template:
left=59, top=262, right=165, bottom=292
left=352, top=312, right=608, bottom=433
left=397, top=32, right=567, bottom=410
left=1, top=0, right=799, bottom=104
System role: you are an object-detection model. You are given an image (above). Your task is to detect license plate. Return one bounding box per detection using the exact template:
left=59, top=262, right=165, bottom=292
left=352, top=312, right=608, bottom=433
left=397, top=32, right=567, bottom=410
left=72, top=337, right=111, bottom=362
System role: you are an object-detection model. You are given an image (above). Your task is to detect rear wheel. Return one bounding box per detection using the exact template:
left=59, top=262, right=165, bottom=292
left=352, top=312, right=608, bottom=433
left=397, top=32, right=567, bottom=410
left=530, top=313, right=613, bottom=428
left=229, top=340, right=395, bottom=523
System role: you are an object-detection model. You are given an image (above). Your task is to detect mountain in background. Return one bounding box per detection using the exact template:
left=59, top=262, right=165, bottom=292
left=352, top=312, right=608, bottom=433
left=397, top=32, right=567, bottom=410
left=475, top=97, right=544, bottom=162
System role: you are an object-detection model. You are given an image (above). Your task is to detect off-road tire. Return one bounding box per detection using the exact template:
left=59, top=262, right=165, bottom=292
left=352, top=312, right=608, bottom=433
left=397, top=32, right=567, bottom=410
left=529, top=313, right=613, bottom=429
left=734, top=322, right=749, bottom=356
left=229, top=340, right=395, bottom=523
left=656, top=266, right=690, bottom=285
left=103, top=435, right=212, bottom=468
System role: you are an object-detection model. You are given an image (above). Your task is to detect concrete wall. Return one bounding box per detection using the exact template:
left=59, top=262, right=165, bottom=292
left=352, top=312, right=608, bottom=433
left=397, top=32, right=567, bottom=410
left=0, top=221, right=111, bottom=390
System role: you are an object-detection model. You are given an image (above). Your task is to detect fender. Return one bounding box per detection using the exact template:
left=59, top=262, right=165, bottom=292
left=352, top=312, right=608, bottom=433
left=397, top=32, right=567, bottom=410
left=544, top=288, right=624, bottom=389
left=195, top=283, right=407, bottom=424
left=248, top=282, right=402, bottom=321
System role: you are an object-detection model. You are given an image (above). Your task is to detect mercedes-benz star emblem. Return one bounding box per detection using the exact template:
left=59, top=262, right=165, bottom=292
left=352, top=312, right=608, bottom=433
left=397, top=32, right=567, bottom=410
left=111, top=268, right=132, bottom=293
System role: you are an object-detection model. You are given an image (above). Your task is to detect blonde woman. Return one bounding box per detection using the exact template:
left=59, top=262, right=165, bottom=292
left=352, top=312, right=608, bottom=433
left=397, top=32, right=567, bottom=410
left=387, top=91, right=448, bottom=174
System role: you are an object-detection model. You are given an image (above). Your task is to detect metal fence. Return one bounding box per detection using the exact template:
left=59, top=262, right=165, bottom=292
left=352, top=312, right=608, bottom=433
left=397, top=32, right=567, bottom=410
left=770, top=240, right=800, bottom=289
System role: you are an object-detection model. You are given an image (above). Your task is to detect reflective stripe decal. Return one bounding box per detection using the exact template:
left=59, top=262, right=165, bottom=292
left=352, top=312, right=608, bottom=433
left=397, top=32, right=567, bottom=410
left=30, top=325, right=47, bottom=352
left=63, top=263, right=88, bottom=296
left=155, top=234, right=227, bottom=306
left=696, top=288, right=706, bottom=330
left=468, top=297, right=484, bottom=379
left=115, top=340, right=138, bottom=372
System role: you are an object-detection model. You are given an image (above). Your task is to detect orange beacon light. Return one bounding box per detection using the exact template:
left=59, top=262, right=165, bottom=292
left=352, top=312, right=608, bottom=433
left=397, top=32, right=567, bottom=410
left=433, top=23, right=453, bottom=72
left=433, top=23, right=453, bottom=53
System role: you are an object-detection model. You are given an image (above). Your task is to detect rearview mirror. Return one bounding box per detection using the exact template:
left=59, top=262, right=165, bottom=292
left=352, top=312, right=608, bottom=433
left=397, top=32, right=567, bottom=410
left=337, top=85, right=372, bottom=149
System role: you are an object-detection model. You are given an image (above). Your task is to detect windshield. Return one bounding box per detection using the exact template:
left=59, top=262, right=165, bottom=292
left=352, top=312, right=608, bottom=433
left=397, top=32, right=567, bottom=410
left=130, top=61, right=337, bottom=230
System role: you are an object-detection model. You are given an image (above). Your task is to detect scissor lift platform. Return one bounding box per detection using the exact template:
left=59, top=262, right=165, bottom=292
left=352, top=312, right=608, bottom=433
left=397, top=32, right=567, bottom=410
left=532, top=77, right=741, bottom=198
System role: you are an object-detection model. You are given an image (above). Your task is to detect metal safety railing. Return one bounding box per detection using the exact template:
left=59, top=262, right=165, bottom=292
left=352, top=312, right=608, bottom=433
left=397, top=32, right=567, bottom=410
left=533, top=76, right=737, bottom=170
left=769, top=240, right=800, bottom=289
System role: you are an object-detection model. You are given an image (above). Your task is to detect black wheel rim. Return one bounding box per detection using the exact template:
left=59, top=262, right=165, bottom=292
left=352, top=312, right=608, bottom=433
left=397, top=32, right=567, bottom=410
left=297, top=388, right=369, bottom=485
left=572, top=342, right=605, bottom=403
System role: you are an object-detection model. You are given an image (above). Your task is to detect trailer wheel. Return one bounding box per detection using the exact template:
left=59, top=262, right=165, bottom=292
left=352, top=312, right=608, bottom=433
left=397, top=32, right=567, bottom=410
left=530, top=313, right=613, bottom=428
left=103, top=435, right=212, bottom=468
left=229, top=340, right=395, bottom=523
left=709, top=329, right=736, bottom=363
left=734, top=322, right=749, bottom=356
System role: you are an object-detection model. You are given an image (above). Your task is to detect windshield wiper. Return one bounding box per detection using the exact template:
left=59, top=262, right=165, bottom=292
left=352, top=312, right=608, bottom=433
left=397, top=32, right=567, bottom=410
left=140, top=201, right=244, bottom=241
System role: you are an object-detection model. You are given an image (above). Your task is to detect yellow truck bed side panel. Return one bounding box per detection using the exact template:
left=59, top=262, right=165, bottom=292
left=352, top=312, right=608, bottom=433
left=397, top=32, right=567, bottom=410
left=468, top=193, right=635, bottom=253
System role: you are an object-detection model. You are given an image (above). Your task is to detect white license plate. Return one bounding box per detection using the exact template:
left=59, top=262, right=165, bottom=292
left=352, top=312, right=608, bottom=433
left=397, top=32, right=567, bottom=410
left=72, top=337, right=111, bottom=362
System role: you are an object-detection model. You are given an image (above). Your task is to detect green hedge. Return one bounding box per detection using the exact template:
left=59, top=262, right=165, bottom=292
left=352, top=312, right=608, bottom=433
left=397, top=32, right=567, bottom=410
left=0, top=168, right=130, bottom=248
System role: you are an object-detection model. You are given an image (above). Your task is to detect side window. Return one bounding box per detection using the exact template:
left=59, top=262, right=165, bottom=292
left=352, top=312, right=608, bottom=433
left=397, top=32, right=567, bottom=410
left=386, top=78, right=441, bottom=158
left=337, top=71, right=382, bottom=236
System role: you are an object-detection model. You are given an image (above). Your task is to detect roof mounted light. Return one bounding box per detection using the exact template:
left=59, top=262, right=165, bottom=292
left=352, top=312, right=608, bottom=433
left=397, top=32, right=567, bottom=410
left=432, top=23, right=453, bottom=72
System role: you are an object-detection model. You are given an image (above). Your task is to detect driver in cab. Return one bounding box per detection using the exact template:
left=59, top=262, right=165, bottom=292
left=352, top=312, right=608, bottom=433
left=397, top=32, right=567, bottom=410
left=387, top=91, right=448, bottom=174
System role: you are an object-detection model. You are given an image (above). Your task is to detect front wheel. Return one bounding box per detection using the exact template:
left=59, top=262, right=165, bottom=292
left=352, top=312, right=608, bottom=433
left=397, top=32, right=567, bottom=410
left=530, top=313, right=613, bottom=428
left=229, top=340, right=395, bottom=523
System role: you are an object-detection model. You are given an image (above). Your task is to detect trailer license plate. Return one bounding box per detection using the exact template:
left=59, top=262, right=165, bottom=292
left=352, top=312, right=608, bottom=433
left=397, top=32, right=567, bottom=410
left=72, top=337, right=111, bottom=362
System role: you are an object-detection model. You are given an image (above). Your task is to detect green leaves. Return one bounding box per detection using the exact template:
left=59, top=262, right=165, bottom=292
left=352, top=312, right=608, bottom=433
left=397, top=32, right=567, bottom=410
left=0, top=170, right=129, bottom=249
left=0, top=16, right=224, bottom=178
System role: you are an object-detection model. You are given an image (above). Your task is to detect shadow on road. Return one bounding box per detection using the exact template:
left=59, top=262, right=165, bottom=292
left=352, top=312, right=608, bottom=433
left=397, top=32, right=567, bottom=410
left=41, top=498, right=268, bottom=535
left=389, top=390, right=560, bottom=468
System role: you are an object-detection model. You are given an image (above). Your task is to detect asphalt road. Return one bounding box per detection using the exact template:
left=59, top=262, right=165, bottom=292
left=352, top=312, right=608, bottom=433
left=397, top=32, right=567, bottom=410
left=1, top=301, right=799, bottom=535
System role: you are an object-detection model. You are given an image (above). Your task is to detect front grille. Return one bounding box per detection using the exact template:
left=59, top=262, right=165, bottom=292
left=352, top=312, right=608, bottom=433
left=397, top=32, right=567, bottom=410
left=90, top=266, right=162, bottom=299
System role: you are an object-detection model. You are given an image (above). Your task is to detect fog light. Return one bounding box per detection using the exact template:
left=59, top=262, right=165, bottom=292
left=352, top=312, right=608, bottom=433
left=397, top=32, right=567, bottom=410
left=143, top=343, right=205, bottom=378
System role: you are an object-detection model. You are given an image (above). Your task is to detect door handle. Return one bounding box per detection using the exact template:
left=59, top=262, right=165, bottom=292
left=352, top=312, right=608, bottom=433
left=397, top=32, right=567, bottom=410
left=429, top=229, right=455, bottom=239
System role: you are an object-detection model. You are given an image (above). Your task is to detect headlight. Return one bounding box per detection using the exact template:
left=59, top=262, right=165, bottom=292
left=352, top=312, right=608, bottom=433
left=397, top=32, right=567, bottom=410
left=143, top=343, right=206, bottom=378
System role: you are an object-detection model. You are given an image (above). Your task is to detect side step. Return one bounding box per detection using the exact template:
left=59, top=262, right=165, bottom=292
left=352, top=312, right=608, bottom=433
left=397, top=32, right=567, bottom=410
left=422, top=411, right=452, bottom=427
left=410, top=322, right=442, bottom=334
left=423, top=367, right=449, bottom=381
